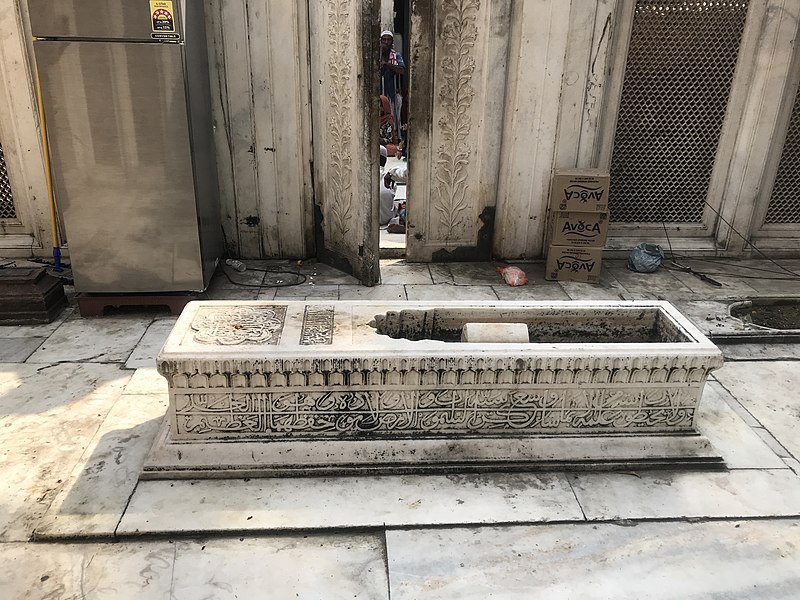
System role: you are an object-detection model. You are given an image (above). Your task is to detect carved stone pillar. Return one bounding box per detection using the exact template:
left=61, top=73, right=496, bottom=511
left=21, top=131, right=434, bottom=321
left=406, top=0, right=511, bottom=262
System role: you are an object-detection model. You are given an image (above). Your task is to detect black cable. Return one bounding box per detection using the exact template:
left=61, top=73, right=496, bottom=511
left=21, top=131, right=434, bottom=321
left=218, top=265, right=307, bottom=288
left=700, top=197, right=800, bottom=278
left=655, top=198, right=800, bottom=282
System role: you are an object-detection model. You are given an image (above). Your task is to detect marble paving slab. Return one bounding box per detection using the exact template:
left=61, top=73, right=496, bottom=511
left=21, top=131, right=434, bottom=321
left=256, top=287, right=278, bottom=300
left=695, top=382, right=786, bottom=469
left=117, top=473, right=582, bottom=536
left=207, top=268, right=266, bottom=289
left=666, top=267, right=760, bottom=299
left=492, top=283, right=570, bottom=300
left=206, top=287, right=260, bottom=300
left=122, top=368, right=168, bottom=396
left=35, top=393, right=168, bottom=540
left=447, top=263, right=507, bottom=285
left=568, top=469, right=800, bottom=521
left=0, top=306, right=74, bottom=338
left=124, top=318, right=176, bottom=369
left=720, top=343, right=800, bottom=361
left=339, top=284, right=408, bottom=301
left=670, top=300, right=741, bottom=336
left=381, top=263, right=433, bottom=285
left=274, top=284, right=340, bottom=299
left=714, top=361, right=800, bottom=458
left=0, top=337, right=45, bottom=362
left=0, top=363, right=131, bottom=541
left=25, top=316, right=152, bottom=363
left=0, top=540, right=175, bottom=599
left=386, top=520, right=800, bottom=599
left=294, top=261, right=360, bottom=285
left=605, top=264, right=695, bottom=299
left=0, top=534, right=387, bottom=599
left=559, top=271, right=626, bottom=300
left=171, top=535, right=387, bottom=599
left=404, top=284, right=498, bottom=301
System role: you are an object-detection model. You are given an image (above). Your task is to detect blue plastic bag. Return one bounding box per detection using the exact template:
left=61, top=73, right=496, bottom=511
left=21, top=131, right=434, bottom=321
left=628, top=243, right=664, bottom=273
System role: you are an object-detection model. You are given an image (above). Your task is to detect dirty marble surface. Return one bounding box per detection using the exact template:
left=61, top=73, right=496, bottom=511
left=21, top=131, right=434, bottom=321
left=1, top=257, right=800, bottom=598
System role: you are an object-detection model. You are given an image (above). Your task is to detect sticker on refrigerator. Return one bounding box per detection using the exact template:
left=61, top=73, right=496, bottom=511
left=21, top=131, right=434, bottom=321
left=150, top=1, right=179, bottom=40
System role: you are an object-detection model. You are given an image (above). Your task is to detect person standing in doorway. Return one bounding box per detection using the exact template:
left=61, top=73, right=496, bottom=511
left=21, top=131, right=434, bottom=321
left=380, top=30, right=405, bottom=151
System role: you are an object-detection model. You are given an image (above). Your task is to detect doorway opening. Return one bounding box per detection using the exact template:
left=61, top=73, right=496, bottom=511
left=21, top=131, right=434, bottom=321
left=378, top=0, right=410, bottom=257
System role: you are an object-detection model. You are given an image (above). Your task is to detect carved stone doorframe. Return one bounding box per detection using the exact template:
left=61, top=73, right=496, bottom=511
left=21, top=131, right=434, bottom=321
left=405, top=0, right=511, bottom=262
left=308, top=0, right=381, bottom=285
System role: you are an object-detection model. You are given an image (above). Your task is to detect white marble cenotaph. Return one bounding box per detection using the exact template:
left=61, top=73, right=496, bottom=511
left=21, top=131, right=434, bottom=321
left=143, top=300, right=725, bottom=478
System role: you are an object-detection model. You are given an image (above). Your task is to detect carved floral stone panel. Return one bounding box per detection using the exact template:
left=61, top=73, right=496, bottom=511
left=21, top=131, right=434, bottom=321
left=191, top=306, right=287, bottom=345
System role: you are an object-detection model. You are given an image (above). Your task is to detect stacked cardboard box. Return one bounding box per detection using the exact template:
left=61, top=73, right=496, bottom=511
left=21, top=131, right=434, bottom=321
left=544, top=170, right=609, bottom=283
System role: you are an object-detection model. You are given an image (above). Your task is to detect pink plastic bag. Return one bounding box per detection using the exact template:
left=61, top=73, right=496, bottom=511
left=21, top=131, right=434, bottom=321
left=496, top=265, right=529, bottom=287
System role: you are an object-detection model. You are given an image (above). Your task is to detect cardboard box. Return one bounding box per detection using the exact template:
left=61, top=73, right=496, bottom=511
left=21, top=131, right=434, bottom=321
left=545, top=245, right=603, bottom=283
left=550, top=170, right=610, bottom=212
left=550, top=211, right=609, bottom=247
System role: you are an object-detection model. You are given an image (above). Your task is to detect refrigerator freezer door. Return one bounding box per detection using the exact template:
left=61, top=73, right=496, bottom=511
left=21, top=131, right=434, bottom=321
left=28, top=0, right=183, bottom=42
left=35, top=40, right=205, bottom=293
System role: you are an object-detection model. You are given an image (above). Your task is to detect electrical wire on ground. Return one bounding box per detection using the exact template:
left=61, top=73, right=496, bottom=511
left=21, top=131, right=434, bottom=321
left=217, top=264, right=308, bottom=288
left=654, top=195, right=800, bottom=284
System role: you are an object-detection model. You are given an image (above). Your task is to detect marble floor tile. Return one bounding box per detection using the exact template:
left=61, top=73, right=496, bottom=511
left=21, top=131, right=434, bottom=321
left=428, top=262, right=454, bottom=284
left=0, top=540, right=176, bottom=599
left=35, top=394, right=168, bottom=539
left=274, top=284, right=339, bottom=299
left=117, top=473, right=582, bottom=535
left=122, top=368, right=168, bottom=396
left=207, top=268, right=266, bottom=289
left=0, top=363, right=131, bottom=541
left=405, top=284, right=498, bottom=301
left=447, top=262, right=506, bottom=285
left=339, top=284, right=407, bottom=301
left=172, top=534, right=388, bottom=600
left=204, top=287, right=260, bottom=300
left=261, top=267, right=312, bottom=289
left=256, top=287, right=278, bottom=300
left=721, top=343, right=800, bottom=361
left=670, top=299, right=741, bottom=336
left=568, top=469, right=800, bottom=521
left=752, top=427, right=793, bottom=459
left=386, top=520, right=800, bottom=600
left=0, top=337, right=45, bottom=362
left=492, top=283, right=570, bottom=300
left=664, top=265, right=759, bottom=299
left=696, top=382, right=785, bottom=469
left=381, top=263, right=433, bottom=285
left=714, top=361, right=800, bottom=458
left=739, top=276, right=800, bottom=296
left=293, top=261, right=360, bottom=285
left=25, top=316, right=152, bottom=363
left=0, top=306, right=74, bottom=338
left=606, top=263, right=695, bottom=299
left=125, top=318, right=176, bottom=369
left=491, top=263, right=570, bottom=300
left=559, top=267, right=626, bottom=300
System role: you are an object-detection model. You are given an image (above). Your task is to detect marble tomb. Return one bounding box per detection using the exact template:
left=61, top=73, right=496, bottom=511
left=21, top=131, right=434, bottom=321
left=143, top=300, right=725, bottom=477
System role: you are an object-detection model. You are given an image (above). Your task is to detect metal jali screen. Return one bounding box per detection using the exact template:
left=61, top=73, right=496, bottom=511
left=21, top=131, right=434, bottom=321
left=609, top=0, right=749, bottom=224
left=0, top=144, right=16, bottom=220
left=765, top=79, right=800, bottom=225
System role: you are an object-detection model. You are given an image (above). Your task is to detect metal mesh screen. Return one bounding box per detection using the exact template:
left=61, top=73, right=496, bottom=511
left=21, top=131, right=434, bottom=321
left=0, top=143, right=17, bottom=220
left=609, top=0, right=748, bottom=224
left=765, top=80, right=800, bottom=224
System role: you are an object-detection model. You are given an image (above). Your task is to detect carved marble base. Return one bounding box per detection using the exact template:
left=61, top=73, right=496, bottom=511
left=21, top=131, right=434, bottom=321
left=148, top=300, right=725, bottom=476
left=142, top=423, right=723, bottom=478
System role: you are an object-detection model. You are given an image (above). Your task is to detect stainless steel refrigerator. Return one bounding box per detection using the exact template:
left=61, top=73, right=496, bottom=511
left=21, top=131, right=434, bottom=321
left=30, top=0, right=221, bottom=293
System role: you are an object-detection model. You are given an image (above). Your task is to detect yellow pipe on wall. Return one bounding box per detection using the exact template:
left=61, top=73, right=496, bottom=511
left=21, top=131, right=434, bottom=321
left=33, top=56, right=62, bottom=268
